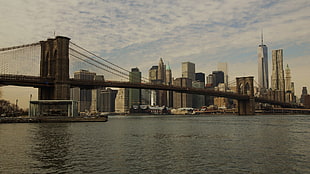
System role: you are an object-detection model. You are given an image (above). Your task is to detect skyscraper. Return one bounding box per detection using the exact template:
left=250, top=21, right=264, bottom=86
left=149, top=65, right=159, bottom=106
left=173, top=77, right=192, bottom=108
left=271, top=49, right=285, bottom=101
left=285, top=64, right=294, bottom=102
left=301, top=87, right=308, bottom=104
left=182, top=62, right=195, bottom=81
left=166, top=64, right=173, bottom=107
left=90, top=75, right=105, bottom=112
left=148, top=58, right=169, bottom=106
left=193, top=72, right=206, bottom=108
left=71, top=70, right=96, bottom=112
left=100, top=88, right=118, bottom=112
left=166, top=64, right=172, bottom=85
left=129, top=67, right=141, bottom=108
left=271, top=49, right=285, bottom=91
left=195, top=72, right=205, bottom=83
left=206, top=74, right=214, bottom=86
left=149, top=65, right=158, bottom=81
left=157, top=58, right=167, bottom=106
left=115, top=88, right=129, bottom=113
left=158, top=58, right=166, bottom=82
left=257, top=33, right=269, bottom=91
left=217, top=62, right=228, bottom=87
left=192, top=80, right=205, bottom=108
left=212, top=71, right=224, bottom=87
left=285, top=64, right=291, bottom=91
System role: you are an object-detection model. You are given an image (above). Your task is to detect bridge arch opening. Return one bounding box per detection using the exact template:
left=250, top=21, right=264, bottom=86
left=245, top=82, right=251, bottom=95
left=239, top=84, right=244, bottom=94
left=54, top=49, right=57, bottom=58
left=43, top=52, right=49, bottom=77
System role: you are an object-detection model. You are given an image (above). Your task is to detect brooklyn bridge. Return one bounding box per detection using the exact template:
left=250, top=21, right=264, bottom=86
left=0, top=36, right=301, bottom=115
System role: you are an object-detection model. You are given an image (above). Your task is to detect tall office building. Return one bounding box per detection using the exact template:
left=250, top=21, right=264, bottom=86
left=166, top=64, right=172, bottom=85
left=285, top=64, right=291, bottom=91
left=157, top=58, right=167, bottom=106
left=212, top=71, right=224, bottom=87
left=193, top=72, right=205, bottom=108
left=291, top=82, right=296, bottom=102
left=257, top=33, right=269, bottom=91
left=192, top=81, right=205, bottom=108
left=300, top=87, right=308, bottom=104
left=195, top=72, right=205, bottom=83
left=173, top=78, right=192, bottom=108
left=100, top=88, right=118, bottom=112
left=115, top=88, right=129, bottom=113
left=205, top=74, right=215, bottom=106
left=158, top=58, right=166, bottom=82
left=166, top=64, right=173, bottom=107
left=128, top=68, right=141, bottom=108
left=90, top=75, right=105, bottom=112
left=148, top=58, right=168, bottom=106
left=181, top=62, right=195, bottom=109
left=149, top=65, right=159, bottom=106
left=217, top=62, right=228, bottom=87
left=182, top=62, right=195, bottom=81
left=271, top=49, right=285, bottom=101
left=71, top=70, right=96, bottom=112
left=149, top=66, right=158, bottom=81
left=285, top=64, right=294, bottom=102
left=206, top=74, right=214, bottom=86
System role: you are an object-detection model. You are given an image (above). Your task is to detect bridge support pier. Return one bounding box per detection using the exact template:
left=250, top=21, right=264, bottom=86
left=238, top=98, right=255, bottom=115
left=39, top=36, right=70, bottom=100
left=236, top=76, right=255, bottom=115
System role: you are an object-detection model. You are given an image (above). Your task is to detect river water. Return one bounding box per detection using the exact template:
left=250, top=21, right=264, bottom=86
left=0, top=115, right=310, bottom=173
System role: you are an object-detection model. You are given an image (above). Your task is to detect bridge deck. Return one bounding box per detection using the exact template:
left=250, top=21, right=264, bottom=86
left=0, top=74, right=300, bottom=108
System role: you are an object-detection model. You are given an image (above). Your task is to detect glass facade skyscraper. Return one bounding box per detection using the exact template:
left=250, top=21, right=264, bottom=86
left=129, top=67, right=141, bottom=107
left=257, top=33, right=269, bottom=91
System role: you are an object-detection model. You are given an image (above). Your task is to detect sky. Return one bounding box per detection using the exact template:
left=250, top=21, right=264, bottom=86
left=0, top=0, right=310, bottom=108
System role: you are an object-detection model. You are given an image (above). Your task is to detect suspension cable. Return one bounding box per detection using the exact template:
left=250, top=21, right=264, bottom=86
left=69, top=42, right=149, bottom=82
left=69, top=47, right=130, bottom=78
left=0, top=42, right=40, bottom=52
left=69, top=53, right=129, bottom=80
left=70, top=41, right=130, bottom=73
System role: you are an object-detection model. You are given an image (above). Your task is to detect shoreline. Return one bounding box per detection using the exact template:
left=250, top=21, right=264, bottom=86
left=0, top=116, right=108, bottom=123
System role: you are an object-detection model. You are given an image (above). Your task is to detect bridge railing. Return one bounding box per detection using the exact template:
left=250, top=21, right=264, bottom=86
left=0, top=74, right=54, bottom=87
left=68, top=78, right=250, bottom=100
left=255, top=96, right=302, bottom=108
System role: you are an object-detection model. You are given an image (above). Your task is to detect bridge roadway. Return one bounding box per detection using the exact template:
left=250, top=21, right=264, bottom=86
left=0, top=74, right=249, bottom=100
left=0, top=74, right=300, bottom=108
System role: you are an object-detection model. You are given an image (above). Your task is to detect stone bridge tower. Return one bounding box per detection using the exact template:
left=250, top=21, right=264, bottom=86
left=236, top=76, right=255, bottom=115
left=39, top=36, right=70, bottom=100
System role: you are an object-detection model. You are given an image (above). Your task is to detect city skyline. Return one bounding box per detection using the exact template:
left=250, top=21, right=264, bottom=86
left=0, top=0, right=309, bottom=108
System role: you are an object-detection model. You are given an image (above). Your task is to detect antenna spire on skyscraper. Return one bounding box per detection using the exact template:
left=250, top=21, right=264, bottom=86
left=261, top=29, right=264, bottom=45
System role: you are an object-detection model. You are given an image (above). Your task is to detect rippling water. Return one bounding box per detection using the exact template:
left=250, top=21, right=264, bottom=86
left=1, top=115, right=310, bottom=173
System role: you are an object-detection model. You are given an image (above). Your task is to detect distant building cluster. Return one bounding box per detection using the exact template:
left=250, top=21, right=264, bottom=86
left=68, top=33, right=309, bottom=114
left=256, top=32, right=306, bottom=108
left=71, top=70, right=117, bottom=114
left=69, top=59, right=235, bottom=114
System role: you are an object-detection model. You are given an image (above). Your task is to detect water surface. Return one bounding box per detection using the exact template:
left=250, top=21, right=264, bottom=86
left=0, top=115, right=309, bottom=173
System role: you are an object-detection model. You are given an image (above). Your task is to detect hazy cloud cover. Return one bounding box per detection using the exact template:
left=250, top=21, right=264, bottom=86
left=0, top=0, right=310, bottom=108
